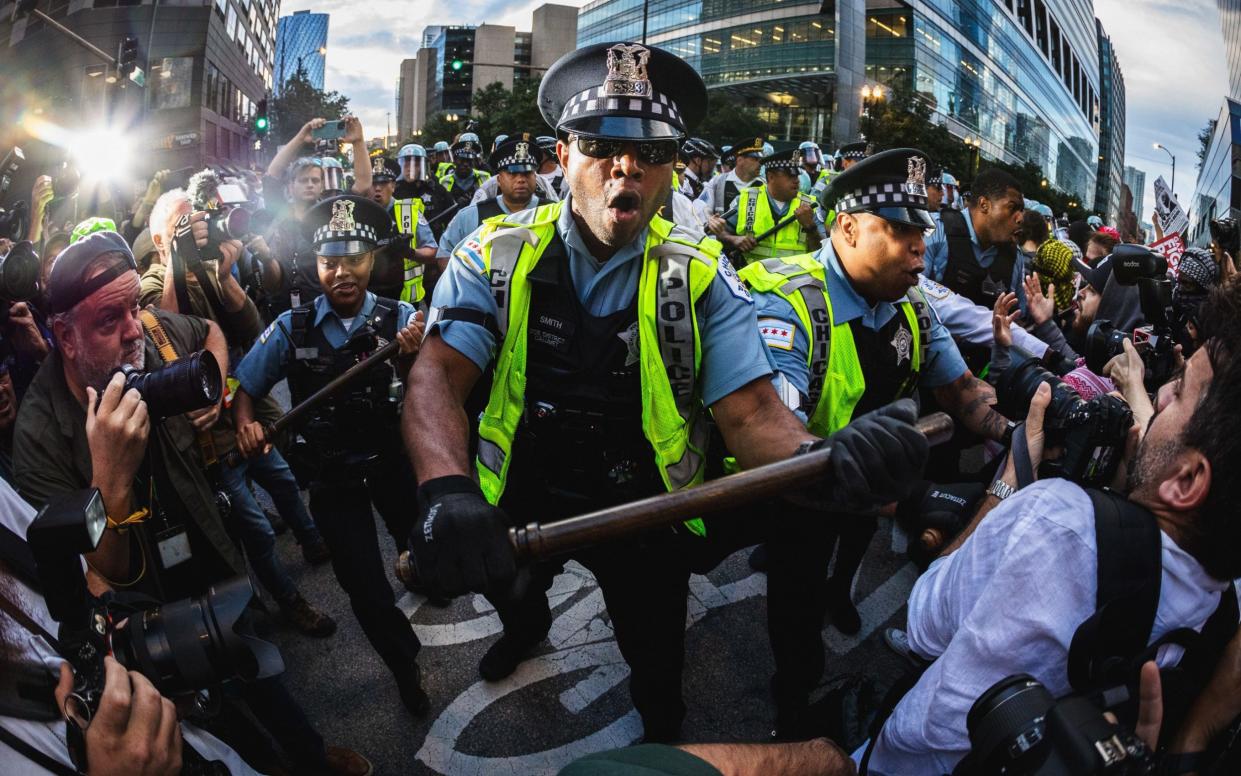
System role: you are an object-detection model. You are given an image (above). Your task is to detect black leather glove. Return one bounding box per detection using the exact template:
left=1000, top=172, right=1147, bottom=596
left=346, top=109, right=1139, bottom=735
left=410, top=476, right=516, bottom=597
left=805, top=398, right=930, bottom=511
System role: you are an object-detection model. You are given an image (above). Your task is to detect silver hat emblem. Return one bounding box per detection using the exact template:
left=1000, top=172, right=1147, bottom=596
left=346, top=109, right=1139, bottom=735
left=791, top=150, right=803, bottom=166
left=514, top=141, right=532, bottom=162
left=904, top=156, right=928, bottom=197
left=604, top=43, right=652, bottom=98
left=328, top=199, right=356, bottom=232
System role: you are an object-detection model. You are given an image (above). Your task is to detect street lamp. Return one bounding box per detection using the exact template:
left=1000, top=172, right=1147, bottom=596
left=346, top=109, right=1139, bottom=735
left=1153, top=142, right=1176, bottom=195
left=964, top=136, right=982, bottom=179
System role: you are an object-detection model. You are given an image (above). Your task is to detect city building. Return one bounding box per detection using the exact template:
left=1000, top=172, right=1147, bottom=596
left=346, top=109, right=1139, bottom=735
left=1124, top=165, right=1146, bottom=223
left=275, top=10, right=329, bottom=94
left=1187, top=98, right=1241, bottom=247
left=397, top=4, right=578, bottom=137
left=1094, top=20, right=1125, bottom=224
left=1220, top=0, right=1241, bottom=99
left=0, top=0, right=277, bottom=175
left=1187, top=3, right=1241, bottom=245
left=576, top=0, right=1109, bottom=204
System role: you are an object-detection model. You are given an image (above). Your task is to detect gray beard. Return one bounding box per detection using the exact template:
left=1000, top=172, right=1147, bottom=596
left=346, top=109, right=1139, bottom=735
left=76, top=339, right=145, bottom=394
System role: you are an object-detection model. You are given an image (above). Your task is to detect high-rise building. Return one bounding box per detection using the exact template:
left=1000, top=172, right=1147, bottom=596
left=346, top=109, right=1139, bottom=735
left=1123, top=165, right=1146, bottom=223
left=1220, top=0, right=1241, bottom=99
left=1188, top=3, right=1241, bottom=245
left=275, top=11, right=329, bottom=95
left=398, top=4, right=579, bottom=138
left=576, top=0, right=1106, bottom=203
left=0, top=0, right=278, bottom=174
left=1094, top=19, right=1125, bottom=224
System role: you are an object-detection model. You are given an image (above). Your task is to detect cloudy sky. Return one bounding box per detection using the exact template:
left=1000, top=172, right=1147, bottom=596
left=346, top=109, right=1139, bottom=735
left=283, top=0, right=1229, bottom=223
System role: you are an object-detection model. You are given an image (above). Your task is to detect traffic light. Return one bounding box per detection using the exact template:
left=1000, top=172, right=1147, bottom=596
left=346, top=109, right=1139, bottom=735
left=254, top=99, right=269, bottom=136
left=450, top=59, right=464, bottom=71
left=117, top=36, right=139, bottom=79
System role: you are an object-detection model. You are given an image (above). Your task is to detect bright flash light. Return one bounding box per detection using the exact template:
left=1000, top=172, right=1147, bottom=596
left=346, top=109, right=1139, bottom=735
left=72, top=130, right=131, bottom=183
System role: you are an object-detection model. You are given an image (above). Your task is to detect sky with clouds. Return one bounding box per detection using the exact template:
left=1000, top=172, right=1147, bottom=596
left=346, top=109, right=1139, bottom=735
left=284, top=0, right=1229, bottom=223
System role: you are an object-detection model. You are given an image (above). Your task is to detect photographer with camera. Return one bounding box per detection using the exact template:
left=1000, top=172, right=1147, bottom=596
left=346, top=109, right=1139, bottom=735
left=9, top=230, right=372, bottom=775
left=141, top=186, right=336, bottom=636
left=865, top=279, right=1241, bottom=775
left=0, top=476, right=263, bottom=775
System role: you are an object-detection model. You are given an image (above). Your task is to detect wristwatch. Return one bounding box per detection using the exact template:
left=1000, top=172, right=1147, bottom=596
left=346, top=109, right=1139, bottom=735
left=987, top=479, right=1016, bottom=501
left=1000, top=420, right=1019, bottom=448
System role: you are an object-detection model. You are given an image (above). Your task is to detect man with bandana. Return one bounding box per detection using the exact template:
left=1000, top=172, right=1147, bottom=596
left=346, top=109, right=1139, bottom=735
left=403, top=42, right=932, bottom=742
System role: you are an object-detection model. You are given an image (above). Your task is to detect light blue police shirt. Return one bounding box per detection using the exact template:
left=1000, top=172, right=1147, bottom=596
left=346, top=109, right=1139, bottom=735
left=237, top=291, right=416, bottom=399
left=752, top=238, right=968, bottom=400
left=437, top=196, right=540, bottom=259
left=427, top=195, right=773, bottom=407
left=923, top=206, right=1026, bottom=309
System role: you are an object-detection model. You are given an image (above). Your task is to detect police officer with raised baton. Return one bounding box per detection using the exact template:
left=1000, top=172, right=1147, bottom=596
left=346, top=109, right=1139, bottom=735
left=403, top=42, right=932, bottom=743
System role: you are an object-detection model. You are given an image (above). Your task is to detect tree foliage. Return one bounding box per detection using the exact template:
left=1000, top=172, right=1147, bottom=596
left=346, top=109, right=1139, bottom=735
left=1197, top=119, right=1218, bottom=171
left=859, top=82, right=1089, bottom=218
left=412, top=78, right=548, bottom=148
left=270, top=66, right=351, bottom=147
left=695, top=93, right=768, bottom=145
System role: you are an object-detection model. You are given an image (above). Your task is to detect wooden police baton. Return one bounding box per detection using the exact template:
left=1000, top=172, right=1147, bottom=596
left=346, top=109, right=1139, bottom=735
left=396, top=411, right=953, bottom=585
left=222, top=339, right=401, bottom=468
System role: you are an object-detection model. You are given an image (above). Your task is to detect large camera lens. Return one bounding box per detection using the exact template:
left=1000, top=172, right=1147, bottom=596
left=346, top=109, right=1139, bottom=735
left=995, top=357, right=1084, bottom=428
left=966, top=674, right=1055, bottom=775
left=0, top=239, right=41, bottom=302
left=1084, top=319, right=1128, bottom=375
left=208, top=207, right=250, bottom=243
left=118, top=349, right=221, bottom=420
left=115, top=577, right=285, bottom=696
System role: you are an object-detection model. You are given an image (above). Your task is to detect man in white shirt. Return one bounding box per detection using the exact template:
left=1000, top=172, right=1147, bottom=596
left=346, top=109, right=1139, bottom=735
left=868, top=282, right=1241, bottom=774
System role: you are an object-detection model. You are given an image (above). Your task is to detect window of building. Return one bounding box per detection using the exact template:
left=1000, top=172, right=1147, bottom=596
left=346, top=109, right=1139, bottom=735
left=1050, top=21, right=1061, bottom=74
left=1034, top=0, right=1049, bottom=58
left=1017, top=0, right=1034, bottom=38
left=150, top=57, right=193, bottom=110
left=226, top=5, right=237, bottom=39
left=214, top=0, right=227, bottom=19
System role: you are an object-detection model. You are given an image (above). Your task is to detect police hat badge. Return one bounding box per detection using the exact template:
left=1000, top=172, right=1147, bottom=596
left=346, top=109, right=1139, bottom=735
left=329, top=198, right=356, bottom=232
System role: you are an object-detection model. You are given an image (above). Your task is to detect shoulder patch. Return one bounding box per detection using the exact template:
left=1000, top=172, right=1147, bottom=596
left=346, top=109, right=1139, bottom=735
left=918, top=275, right=953, bottom=301
left=258, top=320, right=277, bottom=345
left=717, top=255, right=752, bottom=303
left=758, top=318, right=796, bottom=351
left=453, top=238, right=487, bottom=274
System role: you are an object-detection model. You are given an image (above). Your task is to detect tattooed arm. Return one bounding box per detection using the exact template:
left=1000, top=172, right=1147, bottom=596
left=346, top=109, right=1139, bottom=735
left=933, top=371, right=1010, bottom=441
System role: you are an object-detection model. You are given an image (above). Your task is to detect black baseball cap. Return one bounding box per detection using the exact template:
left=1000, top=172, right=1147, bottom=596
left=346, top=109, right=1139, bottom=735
left=46, top=230, right=137, bottom=314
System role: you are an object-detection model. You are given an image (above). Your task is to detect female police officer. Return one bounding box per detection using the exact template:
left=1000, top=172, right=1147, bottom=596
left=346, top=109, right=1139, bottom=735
left=231, top=194, right=431, bottom=717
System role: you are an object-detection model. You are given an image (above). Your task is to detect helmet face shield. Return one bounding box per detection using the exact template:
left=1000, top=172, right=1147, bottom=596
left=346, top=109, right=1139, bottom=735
left=402, top=157, right=428, bottom=181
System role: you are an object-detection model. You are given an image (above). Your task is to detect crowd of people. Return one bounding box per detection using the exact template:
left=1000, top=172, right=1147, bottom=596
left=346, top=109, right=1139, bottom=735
left=0, top=38, right=1240, bottom=776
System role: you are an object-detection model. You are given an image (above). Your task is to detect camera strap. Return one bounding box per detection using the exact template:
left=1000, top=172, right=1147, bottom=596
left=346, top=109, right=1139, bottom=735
left=137, top=310, right=218, bottom=468
left=170, top=215, right=228, bottom=326
left=0, top=723, right=82, bottom=776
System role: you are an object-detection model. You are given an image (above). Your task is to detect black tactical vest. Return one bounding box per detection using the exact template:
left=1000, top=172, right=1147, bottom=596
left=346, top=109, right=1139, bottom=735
left=939, top=208, right=1017, bottom=308
left=475, top=197, right=505, bottom=222
left=500, top=233, right=664, bottom=516
left=286, top=298, right=402, bottom=459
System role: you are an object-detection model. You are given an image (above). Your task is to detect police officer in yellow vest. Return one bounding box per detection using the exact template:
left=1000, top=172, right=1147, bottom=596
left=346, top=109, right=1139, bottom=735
left=738, top=149, right=1017, bottom=733
left=718, top=148, right=822, bottom=266
left=439, top=135, right=491, bottom=208
left=403, top=43, right=933, bottom=742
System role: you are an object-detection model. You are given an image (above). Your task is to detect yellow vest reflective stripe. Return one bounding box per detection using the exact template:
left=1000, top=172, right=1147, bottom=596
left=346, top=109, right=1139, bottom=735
left=436, top=162, right=453, bottom=179
left=392, top=198, right=427, bottom=304
left=473, top=201, right=719, bottom=535
left=736, top=186, right=814, bottom=262
left=738, top=253, right=923, bottom=437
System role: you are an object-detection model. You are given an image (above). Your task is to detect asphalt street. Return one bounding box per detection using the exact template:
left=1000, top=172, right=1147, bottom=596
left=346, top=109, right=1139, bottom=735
left=252, top=488, right=920, bottom=776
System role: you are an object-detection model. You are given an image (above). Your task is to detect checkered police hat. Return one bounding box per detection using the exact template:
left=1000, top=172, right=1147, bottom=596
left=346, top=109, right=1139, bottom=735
left=305, top=194, right=393, bottom=257
left=539, top=42, right=707, bottom=140
left=489, top=133, right=544, bottom=173
left=761, top=148, right=803, bottom=173
left=824, top=147, right=936, bottom=229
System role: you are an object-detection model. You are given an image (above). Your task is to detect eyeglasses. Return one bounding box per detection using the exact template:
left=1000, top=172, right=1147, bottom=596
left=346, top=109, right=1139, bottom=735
left=573, top=136, right=679, bottom=165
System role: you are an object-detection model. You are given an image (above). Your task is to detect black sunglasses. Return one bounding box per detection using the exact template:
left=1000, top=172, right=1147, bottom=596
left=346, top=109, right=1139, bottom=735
left=574, top=136, right=679, bottom=165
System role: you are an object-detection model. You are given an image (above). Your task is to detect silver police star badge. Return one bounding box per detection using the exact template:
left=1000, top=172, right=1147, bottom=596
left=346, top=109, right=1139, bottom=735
left=904, top=156, right=928, bottom=197
left=604, top=43, right=652, bottom=98
left=329, top=199, right=356, bottom=232
left=618, top=322, right=640, bottom=366
left=891, top=327, right=912, bottom=366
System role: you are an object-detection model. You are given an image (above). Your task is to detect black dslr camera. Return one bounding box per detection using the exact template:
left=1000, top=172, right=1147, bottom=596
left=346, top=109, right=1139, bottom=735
left=997, top=357, right=1133, bottom=488
left=185, top=169, right=252, bottom=260
left=104, top=349, right=222, bottom=421
left=26, top=489, right=284, bottom=728
left=957, top=674, right=1156, bottom=775
left=1084, top=245, right=1177, bottom=393
left=1209, top=215, right=1239, bottom=259
left=0, top=239, right=42, bottom=307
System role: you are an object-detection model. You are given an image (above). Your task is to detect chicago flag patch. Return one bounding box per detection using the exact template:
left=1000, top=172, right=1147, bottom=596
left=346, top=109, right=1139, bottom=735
left=758, top=317, right=795, bottom=350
